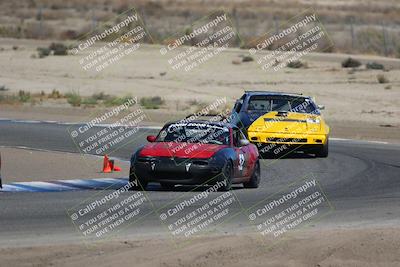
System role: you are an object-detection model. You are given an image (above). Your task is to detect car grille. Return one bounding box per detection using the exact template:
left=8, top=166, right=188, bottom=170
left=267, top=137, right=307, bottom=143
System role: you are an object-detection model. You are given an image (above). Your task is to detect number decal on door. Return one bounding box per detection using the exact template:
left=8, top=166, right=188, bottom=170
left=238, top=153, right=245, bottom=171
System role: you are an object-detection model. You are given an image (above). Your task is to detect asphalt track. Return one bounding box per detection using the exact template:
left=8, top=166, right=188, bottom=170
left=0, top=119, right=399, bottom=247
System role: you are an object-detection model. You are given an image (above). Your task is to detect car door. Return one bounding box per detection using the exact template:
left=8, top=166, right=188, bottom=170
left=241, top=129, right=259, bottom=177
left=232, top=128, right=250, bottom=178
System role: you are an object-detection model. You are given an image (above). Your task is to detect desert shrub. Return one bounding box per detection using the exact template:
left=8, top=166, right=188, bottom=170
left=287, top=60, right=307, bottom=68
left=377, top=74, right=389, bottom=84
left=92, top=92, right=110, bottom=101
left=140, top=96, right=165, bottom=109
left=65, top=91, right=81, bottom=107
left=18, top=90, right=31, bottom=102
left=49, top=42, right=68, bottom=55
left=104, top=95, right=133, bottom=107
left=0, top=93, right=5, bottom=102
left=82, top=97, right=98, bottom=107
left=37, top=47, right=51, bottom=58
left=48, top=89, right=62, bottom=99
left=342, top=57, right=361, bottom=68
left=242, top=55, right=254, bottom=62
left=0, top=93, right=18, bottom=104
left=366, top=62, right=384, bottom=70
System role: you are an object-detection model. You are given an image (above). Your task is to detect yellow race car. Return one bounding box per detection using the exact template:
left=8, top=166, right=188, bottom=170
left=232, top=91, right=329, bottom=157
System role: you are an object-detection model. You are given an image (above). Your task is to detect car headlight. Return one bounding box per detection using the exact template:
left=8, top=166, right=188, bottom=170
left=306, top=118, right=320, bottom=124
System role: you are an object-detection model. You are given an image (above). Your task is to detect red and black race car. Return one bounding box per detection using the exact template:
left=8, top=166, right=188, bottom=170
left=129, top=120, right=260, bottom=191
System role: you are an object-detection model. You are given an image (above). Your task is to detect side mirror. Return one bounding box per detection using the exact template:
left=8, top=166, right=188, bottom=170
left=146, top=135, right=156, bottom=142
left=239, top=139, right=250, bottom=146
left=318, top=105, right=325, bottom=110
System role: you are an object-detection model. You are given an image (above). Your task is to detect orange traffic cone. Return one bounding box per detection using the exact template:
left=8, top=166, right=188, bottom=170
left=109, top=159, right=121, bottom=172
left=102, top=155, right=112, bottom=173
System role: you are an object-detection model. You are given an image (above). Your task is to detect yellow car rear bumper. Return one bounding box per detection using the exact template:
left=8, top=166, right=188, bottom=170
left=247, top=131, right=328, bottom=145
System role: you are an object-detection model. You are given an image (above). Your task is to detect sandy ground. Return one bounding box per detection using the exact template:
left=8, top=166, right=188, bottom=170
left=1, top=38, right=399, bottom=266
left=0, top=38, right=399, bottom=127
left=0, top=38, right=399, bottom=143
left=0, top=147, right=129, bottom=183
left=1, top=227, right=399, bottom=267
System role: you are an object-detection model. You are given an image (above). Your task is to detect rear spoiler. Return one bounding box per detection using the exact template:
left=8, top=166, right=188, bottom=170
left=244, top=90, right=303, bottom=96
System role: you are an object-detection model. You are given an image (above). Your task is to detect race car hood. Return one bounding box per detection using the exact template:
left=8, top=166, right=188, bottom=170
left=139, top=142, right=228, bottom=159
left=248, top=111, right=322, bottom=134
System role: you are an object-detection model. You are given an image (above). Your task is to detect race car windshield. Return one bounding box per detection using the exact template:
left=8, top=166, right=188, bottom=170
left=157, top=123, right=230, bottom=145
left=247, top=96, right=316, bottom=113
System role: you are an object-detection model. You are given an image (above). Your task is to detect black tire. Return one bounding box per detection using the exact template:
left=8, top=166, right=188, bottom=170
left=243, top=160, right=260, bottom=188
left=218, top=161, right=233, bottom=191
left=129, top=167, right=148, bottom=191
left=160, top=182, right=175, bottom=190
left=316, top=139, right=329, bottom=158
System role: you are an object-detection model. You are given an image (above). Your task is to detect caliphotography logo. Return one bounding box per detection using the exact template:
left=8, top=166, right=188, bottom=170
left=70, top=7, right=153, bottom=74
left=159, top=10, right=242, bottom=73
left=248, top=8, right=334, bottom=72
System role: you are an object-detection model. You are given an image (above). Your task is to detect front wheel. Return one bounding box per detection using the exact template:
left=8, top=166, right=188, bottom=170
left=243, top=160, right=260, bottom=188
left=218, top=161, right=233, bottom=191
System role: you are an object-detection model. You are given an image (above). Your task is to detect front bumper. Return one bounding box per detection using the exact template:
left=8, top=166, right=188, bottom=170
left=131, top=157, right=224, bottom=185
left=247, top=131, right=328, bottom=145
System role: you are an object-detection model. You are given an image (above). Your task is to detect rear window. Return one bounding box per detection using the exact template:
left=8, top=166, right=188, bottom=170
left=247, top=95, right=316, bottom=114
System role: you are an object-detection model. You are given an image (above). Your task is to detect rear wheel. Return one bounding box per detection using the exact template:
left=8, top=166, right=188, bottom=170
left=243, top=160, right=260, bottom=188
left=218, top=161, right=233, bottom=191
left=315, top=139, right=329, bottom=158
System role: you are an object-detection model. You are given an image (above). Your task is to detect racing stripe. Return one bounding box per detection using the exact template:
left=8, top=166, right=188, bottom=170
left=4, top=183, right=55, bottom=192
left=46, top=180, right=95, bottom=190
left=0, top=178, right=129, bottom=192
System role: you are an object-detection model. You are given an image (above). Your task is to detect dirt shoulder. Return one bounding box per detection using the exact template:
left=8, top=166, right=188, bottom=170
left=1, top=39, right=399, bottom=143
left=1, top=227, right=399, bottom=267
left=1, top=40, right=399, bottom=126
left=328, top=120, right=399, bottom=144
left=0, top=147, right=129, bottom=183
